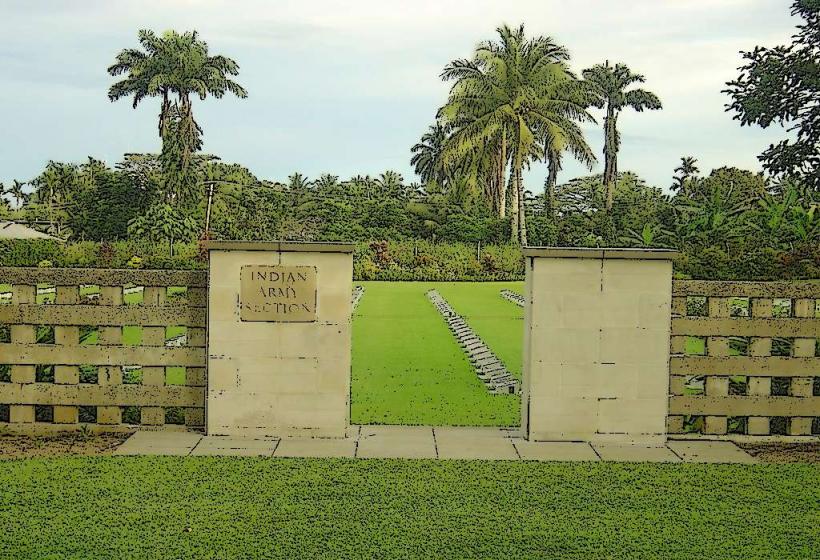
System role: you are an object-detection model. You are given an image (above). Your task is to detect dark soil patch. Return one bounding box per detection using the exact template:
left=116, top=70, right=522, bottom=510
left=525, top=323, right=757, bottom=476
left=0, top=431, right=132, bottom=460
left=739, top=442, right=820, bottom=463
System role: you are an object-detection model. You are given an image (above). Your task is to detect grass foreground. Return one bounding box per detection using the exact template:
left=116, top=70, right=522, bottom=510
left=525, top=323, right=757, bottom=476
left=1, top=457, right=818, bottom=559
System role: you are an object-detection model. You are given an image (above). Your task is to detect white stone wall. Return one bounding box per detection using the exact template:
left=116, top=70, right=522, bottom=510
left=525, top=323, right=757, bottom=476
left=523, top=250, right=674, bottom=444
left=207, top=247, right=352, bottom=438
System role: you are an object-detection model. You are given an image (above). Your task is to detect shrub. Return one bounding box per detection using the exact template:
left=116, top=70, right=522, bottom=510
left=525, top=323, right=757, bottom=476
left=1, top=239, right=815, bottom=281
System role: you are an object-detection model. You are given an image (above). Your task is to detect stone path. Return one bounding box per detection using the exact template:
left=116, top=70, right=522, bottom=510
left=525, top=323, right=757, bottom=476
left=114, top=428, right=760, bottom=463
left=426, top=290, right=519, bottom=394
left=351, top=285, right=365, bottom=310
left=500, top=289, right=525, bottom=307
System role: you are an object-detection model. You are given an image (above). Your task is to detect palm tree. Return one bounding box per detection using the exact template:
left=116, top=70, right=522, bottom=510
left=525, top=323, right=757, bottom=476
left=672, top=156, right=700, bottom=194
left=583, top=61, right=662, bottom=212
left=375, top=171, right=404, bottom=197
left=314, top=174, right=340, bottom=191
left=287, top=173, right=312, bottom=191
left=411, top=123, right=449, bottom=187
left=439, top=25, right=594, bottom=244
left=32, top=161, right=77, bottom=235
left=108, top=30, right=247, bottom=206
left=9, top=180, right=27, bottom=209
left=108, top=30, right=247, bottom=138
left=108, top=30, right=174, bottom=138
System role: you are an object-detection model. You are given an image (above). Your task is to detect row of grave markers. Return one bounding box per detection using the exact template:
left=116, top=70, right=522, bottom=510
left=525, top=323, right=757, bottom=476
left=351, top=285, right=365, bottom=310
left=500, top=289, right=525, bottom=308
left=426, top=290, right=519, bottom=395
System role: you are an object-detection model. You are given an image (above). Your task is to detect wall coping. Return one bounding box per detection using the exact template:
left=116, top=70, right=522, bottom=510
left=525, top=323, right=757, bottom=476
left=523, top=247, right=679, bottom=260
left=204, top=241, right=354, bottom=253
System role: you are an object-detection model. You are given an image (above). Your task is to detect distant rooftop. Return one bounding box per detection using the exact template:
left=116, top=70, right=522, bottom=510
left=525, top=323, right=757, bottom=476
left=0, top=221, right=62, bottom=241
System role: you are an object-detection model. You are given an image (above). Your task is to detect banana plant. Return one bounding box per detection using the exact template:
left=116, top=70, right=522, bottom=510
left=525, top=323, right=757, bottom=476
left=620, top=222, right=671, bottom=248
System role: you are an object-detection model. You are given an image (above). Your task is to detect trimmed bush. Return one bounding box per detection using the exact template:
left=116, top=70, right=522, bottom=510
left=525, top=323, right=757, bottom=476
left=1, top=239, right=817, bottom=281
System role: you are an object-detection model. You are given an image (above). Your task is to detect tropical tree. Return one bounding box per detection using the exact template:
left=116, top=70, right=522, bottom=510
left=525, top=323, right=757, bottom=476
left=724, top=0, right=820, bottom=190
left=108, top=30, right=247, bottom=205
left=672, top=156, right=700, bottom=194
left=439, top=24, right=595, bottom=244
left=108, top=30, right=247, bottom=137
left=541, top=111, right=597, bottom=225
left=314, top=174, right=340, bottom=191
left=672, top=183, right=750, bottom=251
left=287, top=173, right=312, bottom=191
left=30, top=161, right=79, bottom=235
left=375, top=171, right=405, bottom=198
left=620, top=222, right=670, bottom=248
left=583, top=60, right=662, bottom=211
left=411, top=123, right=449, bottom=188
left=127, top=202, right=199, bottom=256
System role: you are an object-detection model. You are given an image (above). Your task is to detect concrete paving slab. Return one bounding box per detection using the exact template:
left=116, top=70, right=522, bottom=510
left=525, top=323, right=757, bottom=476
left=667, top=440, right=759, bottom=464
left=113, top=431, right=201, bottom=456
left=191, top=447, right=275, bottom=457
left=436, top=426, right=514, bottom=437
left=593, top=444, right=681, bottom=463
left=275, top=437, right=357, bottom=458
left=357, top=426, right=437, bottom=459
left=435, top=427, right=518, bottom=460
left=514, top=441, right=599, bottom=462
left=190, top=436, right=278, bottom=457
left=125, top=430, right=203, bottom=446
left=114, top=446, right=194, bottom=456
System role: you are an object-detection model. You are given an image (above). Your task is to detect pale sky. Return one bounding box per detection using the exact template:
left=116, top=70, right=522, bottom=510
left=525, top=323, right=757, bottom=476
left=0, top=0, right=799, bottom=192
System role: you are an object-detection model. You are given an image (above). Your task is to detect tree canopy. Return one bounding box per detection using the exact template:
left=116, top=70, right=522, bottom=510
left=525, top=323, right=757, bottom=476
left=725, top=0, right=820, bottom=190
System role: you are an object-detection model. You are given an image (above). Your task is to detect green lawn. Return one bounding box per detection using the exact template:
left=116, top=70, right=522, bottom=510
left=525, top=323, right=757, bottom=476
left=351, top=282, right=519, bottom=426
left=1, top=457, right=818, bottom=559
left=437, top=281, right=524, bottom=378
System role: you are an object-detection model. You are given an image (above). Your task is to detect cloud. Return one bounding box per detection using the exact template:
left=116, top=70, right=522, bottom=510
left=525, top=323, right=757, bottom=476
left=0, top=0, right=801, bottom=188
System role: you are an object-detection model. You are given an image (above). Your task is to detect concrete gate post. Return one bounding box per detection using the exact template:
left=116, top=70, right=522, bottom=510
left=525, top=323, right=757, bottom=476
left=522, top=248, right=678, bottom=445
left=205, top=241, right=353, bottom=438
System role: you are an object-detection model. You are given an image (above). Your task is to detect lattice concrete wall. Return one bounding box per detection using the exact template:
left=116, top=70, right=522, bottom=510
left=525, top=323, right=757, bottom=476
left=0, top=267, right=206, bottom=432
left=669, top=280, right=820, bottom=439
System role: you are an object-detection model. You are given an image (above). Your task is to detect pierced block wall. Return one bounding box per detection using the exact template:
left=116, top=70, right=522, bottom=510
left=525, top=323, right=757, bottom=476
left=669, top=280, right=820, bottom=439
left=0, top=267, right=207, bottom=432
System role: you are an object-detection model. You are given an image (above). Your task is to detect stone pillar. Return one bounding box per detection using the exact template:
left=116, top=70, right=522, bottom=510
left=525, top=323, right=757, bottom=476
left=522, top=248, right=677, bottom=445
left=205, top=241, right=352, bottom=438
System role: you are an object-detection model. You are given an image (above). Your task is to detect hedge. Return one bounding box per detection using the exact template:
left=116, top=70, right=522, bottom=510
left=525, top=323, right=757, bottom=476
left=0, top=239, right=524, bottom=281
left=1, top=239, right=817, bottom=281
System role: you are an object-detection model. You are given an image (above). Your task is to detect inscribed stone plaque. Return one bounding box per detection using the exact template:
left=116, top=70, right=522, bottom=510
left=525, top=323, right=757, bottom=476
left=240, top=265, right=317, bottom=322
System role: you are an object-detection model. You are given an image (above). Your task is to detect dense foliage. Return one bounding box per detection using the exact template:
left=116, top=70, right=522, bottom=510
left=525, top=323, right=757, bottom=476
left=725, top=0, right=820, bottom=189
left=0, top=239, right=527, bottom=281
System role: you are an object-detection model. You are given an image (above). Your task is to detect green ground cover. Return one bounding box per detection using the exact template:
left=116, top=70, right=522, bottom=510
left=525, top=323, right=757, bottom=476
left=437, top=281, right=525, bottom=378
left=351, top=281, right=519, bottom=426
left=1, top=457, right=818, bottom=559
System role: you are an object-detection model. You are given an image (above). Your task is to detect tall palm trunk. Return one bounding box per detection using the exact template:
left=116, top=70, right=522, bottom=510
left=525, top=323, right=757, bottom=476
left=159, top=90, right=171, bottom=138
left=510, top=148, right=525, bottom=244
left=498, top=126, right=507, bottom=218
left=517, top=167, right=527, bottom=245
left=509, top=165, right=519, bottom=242
left=545, top=148, right=561, bottom=220
left=603, top=107, right=618, bottom=212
